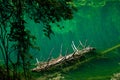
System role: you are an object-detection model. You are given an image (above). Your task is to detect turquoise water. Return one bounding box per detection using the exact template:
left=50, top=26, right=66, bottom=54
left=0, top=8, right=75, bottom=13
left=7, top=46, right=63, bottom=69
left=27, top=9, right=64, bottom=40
left=27, top=1, right=120, bottom=80
left=64, top=50, right=120, bottom=80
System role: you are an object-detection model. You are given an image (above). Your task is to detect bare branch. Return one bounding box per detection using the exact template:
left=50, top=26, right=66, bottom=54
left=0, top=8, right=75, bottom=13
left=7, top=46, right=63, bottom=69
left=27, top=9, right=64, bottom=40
left=36, top=58, right=39, bottom=65
left=71, top=44, right=75, bottom=52
left=47, top=48, right=54, bottom=61
left=46, top=48, right=54, bottom=67
left=84, top=40, right=87, bottom=48
left=64, top=48, right=68, bottom=60
left=59, top=43, right=63, bottom=57
left=71, top=41, right=78, bottom=52
left=79, top=40, right=84, bottom=48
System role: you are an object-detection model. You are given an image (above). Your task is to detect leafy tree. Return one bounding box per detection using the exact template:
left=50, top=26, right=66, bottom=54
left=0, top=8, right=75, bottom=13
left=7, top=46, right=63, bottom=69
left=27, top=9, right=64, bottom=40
left=0, top=0, right=76, bottom=80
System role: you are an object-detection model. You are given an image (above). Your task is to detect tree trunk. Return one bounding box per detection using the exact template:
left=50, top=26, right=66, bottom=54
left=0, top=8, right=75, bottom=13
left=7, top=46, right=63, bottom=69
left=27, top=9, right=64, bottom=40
left=32, top=46, right=95, bottom=72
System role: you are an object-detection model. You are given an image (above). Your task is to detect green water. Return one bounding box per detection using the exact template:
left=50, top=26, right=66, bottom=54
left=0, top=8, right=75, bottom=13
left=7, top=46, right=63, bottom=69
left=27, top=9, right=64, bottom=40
left=27, top=1, right=120, bottom=80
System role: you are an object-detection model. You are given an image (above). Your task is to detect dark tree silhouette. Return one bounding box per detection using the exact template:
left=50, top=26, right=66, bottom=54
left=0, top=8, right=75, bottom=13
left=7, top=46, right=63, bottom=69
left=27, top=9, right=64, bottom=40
left=0, top=0, right=76, bottom=80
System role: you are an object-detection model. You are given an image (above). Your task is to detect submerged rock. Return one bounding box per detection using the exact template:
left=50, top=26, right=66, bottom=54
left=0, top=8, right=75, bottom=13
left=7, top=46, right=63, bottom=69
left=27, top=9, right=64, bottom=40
left=111, top=73, right=120, bottom=80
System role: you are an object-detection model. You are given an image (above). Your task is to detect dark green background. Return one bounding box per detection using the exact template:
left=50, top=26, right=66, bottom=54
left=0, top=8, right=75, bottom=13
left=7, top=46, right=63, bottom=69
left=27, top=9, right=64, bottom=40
left=27, top=1, right=120, bottom=79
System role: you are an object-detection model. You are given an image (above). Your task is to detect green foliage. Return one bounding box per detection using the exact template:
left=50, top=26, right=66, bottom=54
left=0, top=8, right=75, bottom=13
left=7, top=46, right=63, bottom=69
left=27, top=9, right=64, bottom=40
left=0, top=0, right=76, bottom=80
left=26, top=0, right=77, bottom=38
left=43, top=24, right=54, bottom=39
left=27, top=0, right=75, bottom=22
left=0, top=0, right=77, bottom=39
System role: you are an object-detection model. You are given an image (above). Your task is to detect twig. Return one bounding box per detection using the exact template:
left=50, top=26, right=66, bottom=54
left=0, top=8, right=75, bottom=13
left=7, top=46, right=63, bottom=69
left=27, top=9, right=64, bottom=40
left=36, top=58, right=39, bottom=65
left=71, top=41, right=78, bottom=52
left=46, top=48, right=54, bottom=68
left=79, top=40, right=84, bottom=48
left=59, top=44, right=63, bottom=57
left=64, top=48, right=68, bottom=60
left=47, top=48, right=54, bottom=62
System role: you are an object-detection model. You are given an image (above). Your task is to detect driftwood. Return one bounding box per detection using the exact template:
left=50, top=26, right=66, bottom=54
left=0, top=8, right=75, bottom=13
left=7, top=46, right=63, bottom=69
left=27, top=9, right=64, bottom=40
left=32, top=41, right=95, bottom=72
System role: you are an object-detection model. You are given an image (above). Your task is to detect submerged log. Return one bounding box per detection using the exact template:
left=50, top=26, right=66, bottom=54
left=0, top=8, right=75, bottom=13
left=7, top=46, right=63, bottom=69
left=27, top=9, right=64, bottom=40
left=32, top=41, right=95, bottom=72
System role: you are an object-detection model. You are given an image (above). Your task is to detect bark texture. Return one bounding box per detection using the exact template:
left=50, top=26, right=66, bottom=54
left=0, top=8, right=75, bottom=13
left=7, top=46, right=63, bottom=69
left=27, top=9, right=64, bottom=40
left=32, top=46, right=95, bottom=72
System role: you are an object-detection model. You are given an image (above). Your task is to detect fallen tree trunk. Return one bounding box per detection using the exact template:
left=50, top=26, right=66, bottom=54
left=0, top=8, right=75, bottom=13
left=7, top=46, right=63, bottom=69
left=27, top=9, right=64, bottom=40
left=32, top=43, right=95, bottom=72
